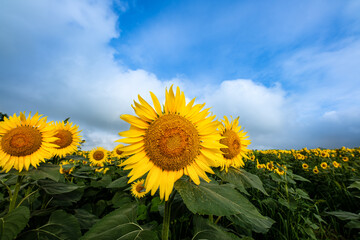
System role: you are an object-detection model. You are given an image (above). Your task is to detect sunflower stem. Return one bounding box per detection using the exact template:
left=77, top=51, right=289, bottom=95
left=8, top=175, right=23, bottom=212
left=162, top=192, right=175, bottom=240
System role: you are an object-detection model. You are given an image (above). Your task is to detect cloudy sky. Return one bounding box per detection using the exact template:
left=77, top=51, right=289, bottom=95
left=1, top=0, right=360, bottom=150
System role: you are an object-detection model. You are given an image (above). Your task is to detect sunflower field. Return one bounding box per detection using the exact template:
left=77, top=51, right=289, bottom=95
left=0, top=87, right=359, bottom=240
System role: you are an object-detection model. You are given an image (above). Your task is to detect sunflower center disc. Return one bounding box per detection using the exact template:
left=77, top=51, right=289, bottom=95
left=136, top=184, right=145, bottom=193
left=116, top=149, right=123, bottom=155
left=144, top=114, right=200, bottom=171
left=220, top=130, right=241, bottom=159
left=54, top=129, right=73, bottom=149
left=93, top=151, right=104, bottom=161
left=1, top=126, right=42, bottom=156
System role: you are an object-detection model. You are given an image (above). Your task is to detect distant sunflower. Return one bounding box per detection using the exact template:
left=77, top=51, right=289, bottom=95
left=59, top=160, right=74, bottom=175
left=52, top=121, right=82, bottom=158
left=112, top=144, right=125, bottom=159
left=131, top=179, right=147, bottom=199
left=320, top=162, right=328, bottom=169
left=0, top=112, right=58, bottom=172
left=89, top=147, right=108, bottom=167
left=302, top=163, right=309, bottom=170
left=218, top=116, right=251, bottom=172
left=313, top=166, right=319, bottom=174
left=332, top=161, right=340, bottom=168
left=118, top=86, right=223, bottom=201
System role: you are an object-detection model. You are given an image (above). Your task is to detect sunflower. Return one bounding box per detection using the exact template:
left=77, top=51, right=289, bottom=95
left=89, top=147, right=108, bottom=167
left=302, top=163, right=309, bottom=170
left=218, top=116, right=251, bottom=172
left=118, top=86, right=224, bottom=201
left=131, top=179, right=147, bottom=199
left=332, top=161, right=340, bottom=168
left=342, top=156, right=349, bottom=162
left=52, top=121, right=82, bottom=158
left=59, top=160, right=74, bottom=174
left=0, top=112, right=58, bottom=172
left=112, top=144, right=126, bottom=159
left=313, top=166, right=319, bottom=174
left=320, top=162, right=328, bottom=169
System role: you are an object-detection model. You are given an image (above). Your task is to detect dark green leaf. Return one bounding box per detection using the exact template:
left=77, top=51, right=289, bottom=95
left=0, top=206, right=30, bottom=240
left=326, top=211, right=360, bottom=221
left=81, top=202, right=159, bottom=240
left=107, top=176, right=129, bottom=189
left=91, top=175, right=112, bottom=188
left=74, top=209, right=99, bottom=230
left=21, top=210, right=81, bottom=240
left=344, top=220, right=360, bottom=229
left=37, top=179, right=81, bottom=195
left=292, top=174, right=311, bottom=183
left=192, top=215, right=241, bottom=240
left=214, top=168, right=268, bottom=196
left=27, top=163, right=62, bottom=182
left=228, top=210, right=275, bottom=234
left=348, top=181, right=360, bottom=190
left=175, top=180, right=261, bottom=216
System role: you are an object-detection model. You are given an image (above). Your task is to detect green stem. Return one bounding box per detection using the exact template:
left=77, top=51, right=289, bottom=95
left=162, top=192, right=175, bottom=240
left=9, top=175, right=23, bottom=212
left=209, top=215, right=213, bottom=223
left=0, top=179, right=12, bottom=200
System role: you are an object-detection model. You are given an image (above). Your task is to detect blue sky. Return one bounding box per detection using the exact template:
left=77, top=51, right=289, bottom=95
left=1, top=0, right=360, bottom=150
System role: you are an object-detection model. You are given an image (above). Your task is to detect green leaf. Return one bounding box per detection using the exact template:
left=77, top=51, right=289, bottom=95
left=227, top=210, right=275, bottom=234
left=50, top=188, right=84, bottom=206
left=326, top=211, right=360, bottom=221
left=344, top=220, right=360, bottom=229
left=107, top=176, right=129, bottom=189
left=0, top=206, right=30, bottom=240
left=296, top=188, right=312, bottom=201
left=27, top=163, right=62, bottom=182
left=81, top=202, right=159, bottom=240
left=192, top=215, right=241, bottom=240
left=292, top=173, right=311, bottom=183
left=91, top=175, right=112, bottom=188
left=348, top=181, right=360, bottom=190
left=215, top=168, right=268, bottom=196
left=175, top=179, right=261, bottom=216
left=21, top=210, right=81, bottom=240
left=37, top=179, right=81, bottom=195
left=74, top=209, right=99, bottom=230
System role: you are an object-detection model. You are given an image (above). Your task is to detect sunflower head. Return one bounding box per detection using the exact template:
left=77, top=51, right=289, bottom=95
left=332, top=161, right=340, bottom=168
left=320, top=162, right=328, bottom=169
left=59, top=160, right=74, bottom=175
left=218, top=116, right=251, bottom=172
left=131, top=179, right=147, bottom=199
left=302, top=163, right=309, bottom=170
left=0, top=112, right=58, bottom=172
left=89, top=147, right=108, bottom=167
left=118, top=86, right=223, bottom=201
left=313, top=166, right=319, bottom=174
left=52, top=121, right=82, bottom=158
left=112, top=144, right=126, bottom=159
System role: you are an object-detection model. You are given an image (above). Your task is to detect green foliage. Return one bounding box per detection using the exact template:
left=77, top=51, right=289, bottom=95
left=0, top=206, right=30, bottom=240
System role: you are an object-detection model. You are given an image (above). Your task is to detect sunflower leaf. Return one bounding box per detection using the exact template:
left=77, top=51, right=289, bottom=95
left=175, top=179, right=262, bottom=217
left=36, top=179, right=81, bottom=195
left=19, top=210, right=81, bottom=240
left=214, top=168, right=268, bottom=196
left=81, top=202, right=159, bottom=240
left=192, top=215, right=241, bottom=240
left=27, top=163, right=62, bottom=182
left=0, top=206, right=30, bottom=240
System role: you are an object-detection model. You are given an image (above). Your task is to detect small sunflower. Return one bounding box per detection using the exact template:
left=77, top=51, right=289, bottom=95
left=302, top=163, right=309, bottom=170
left=218, top=116, right=251, bottom=172
left=0, top=112, right=58, bottom=172
left=118, top=86, right=223, bottom=201
left=59, top=160, right=74, bottom=175
left=342, top=156, right=349, bottom=162
left=131, top=179, right=147, bottom=199
left=320, top=162, right=328, bottom=169
left=89, top=147, right=108, bottom=167
left=112, top=144, right=126, bottom=159
left=332, top=161, right=340, bottom=168
left=313, top=166, right=319, bottom=174
left=52, top=121, right=82, bottom=158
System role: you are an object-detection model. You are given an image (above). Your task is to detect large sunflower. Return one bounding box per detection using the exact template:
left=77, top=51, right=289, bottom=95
left=52, top=121, right=82, bottom=158
left=118, top=86, right=224, bottom=201
left=218, top=116, right=251, bottom=172
left=89, top=147, right=108, bottom=167
left=0, top=112, right=58, bottom=172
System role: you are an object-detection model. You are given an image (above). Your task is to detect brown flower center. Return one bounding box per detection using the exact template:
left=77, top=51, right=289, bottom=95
left=1, top=126, right=42, bottom=156
left=136, top=184, right=145, bottom=193
left=220, top=130, right=241, bottom=159
left=144, top=114, right=200, bottom=171
left=93, top=151, right=105, bottom=161
left=116, top=148, right=123, bottom=155
left=54, top=129, right=73, bottom=149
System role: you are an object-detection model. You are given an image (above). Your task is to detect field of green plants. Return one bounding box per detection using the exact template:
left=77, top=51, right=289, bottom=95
left=1, top=146, right=359, bottom=240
